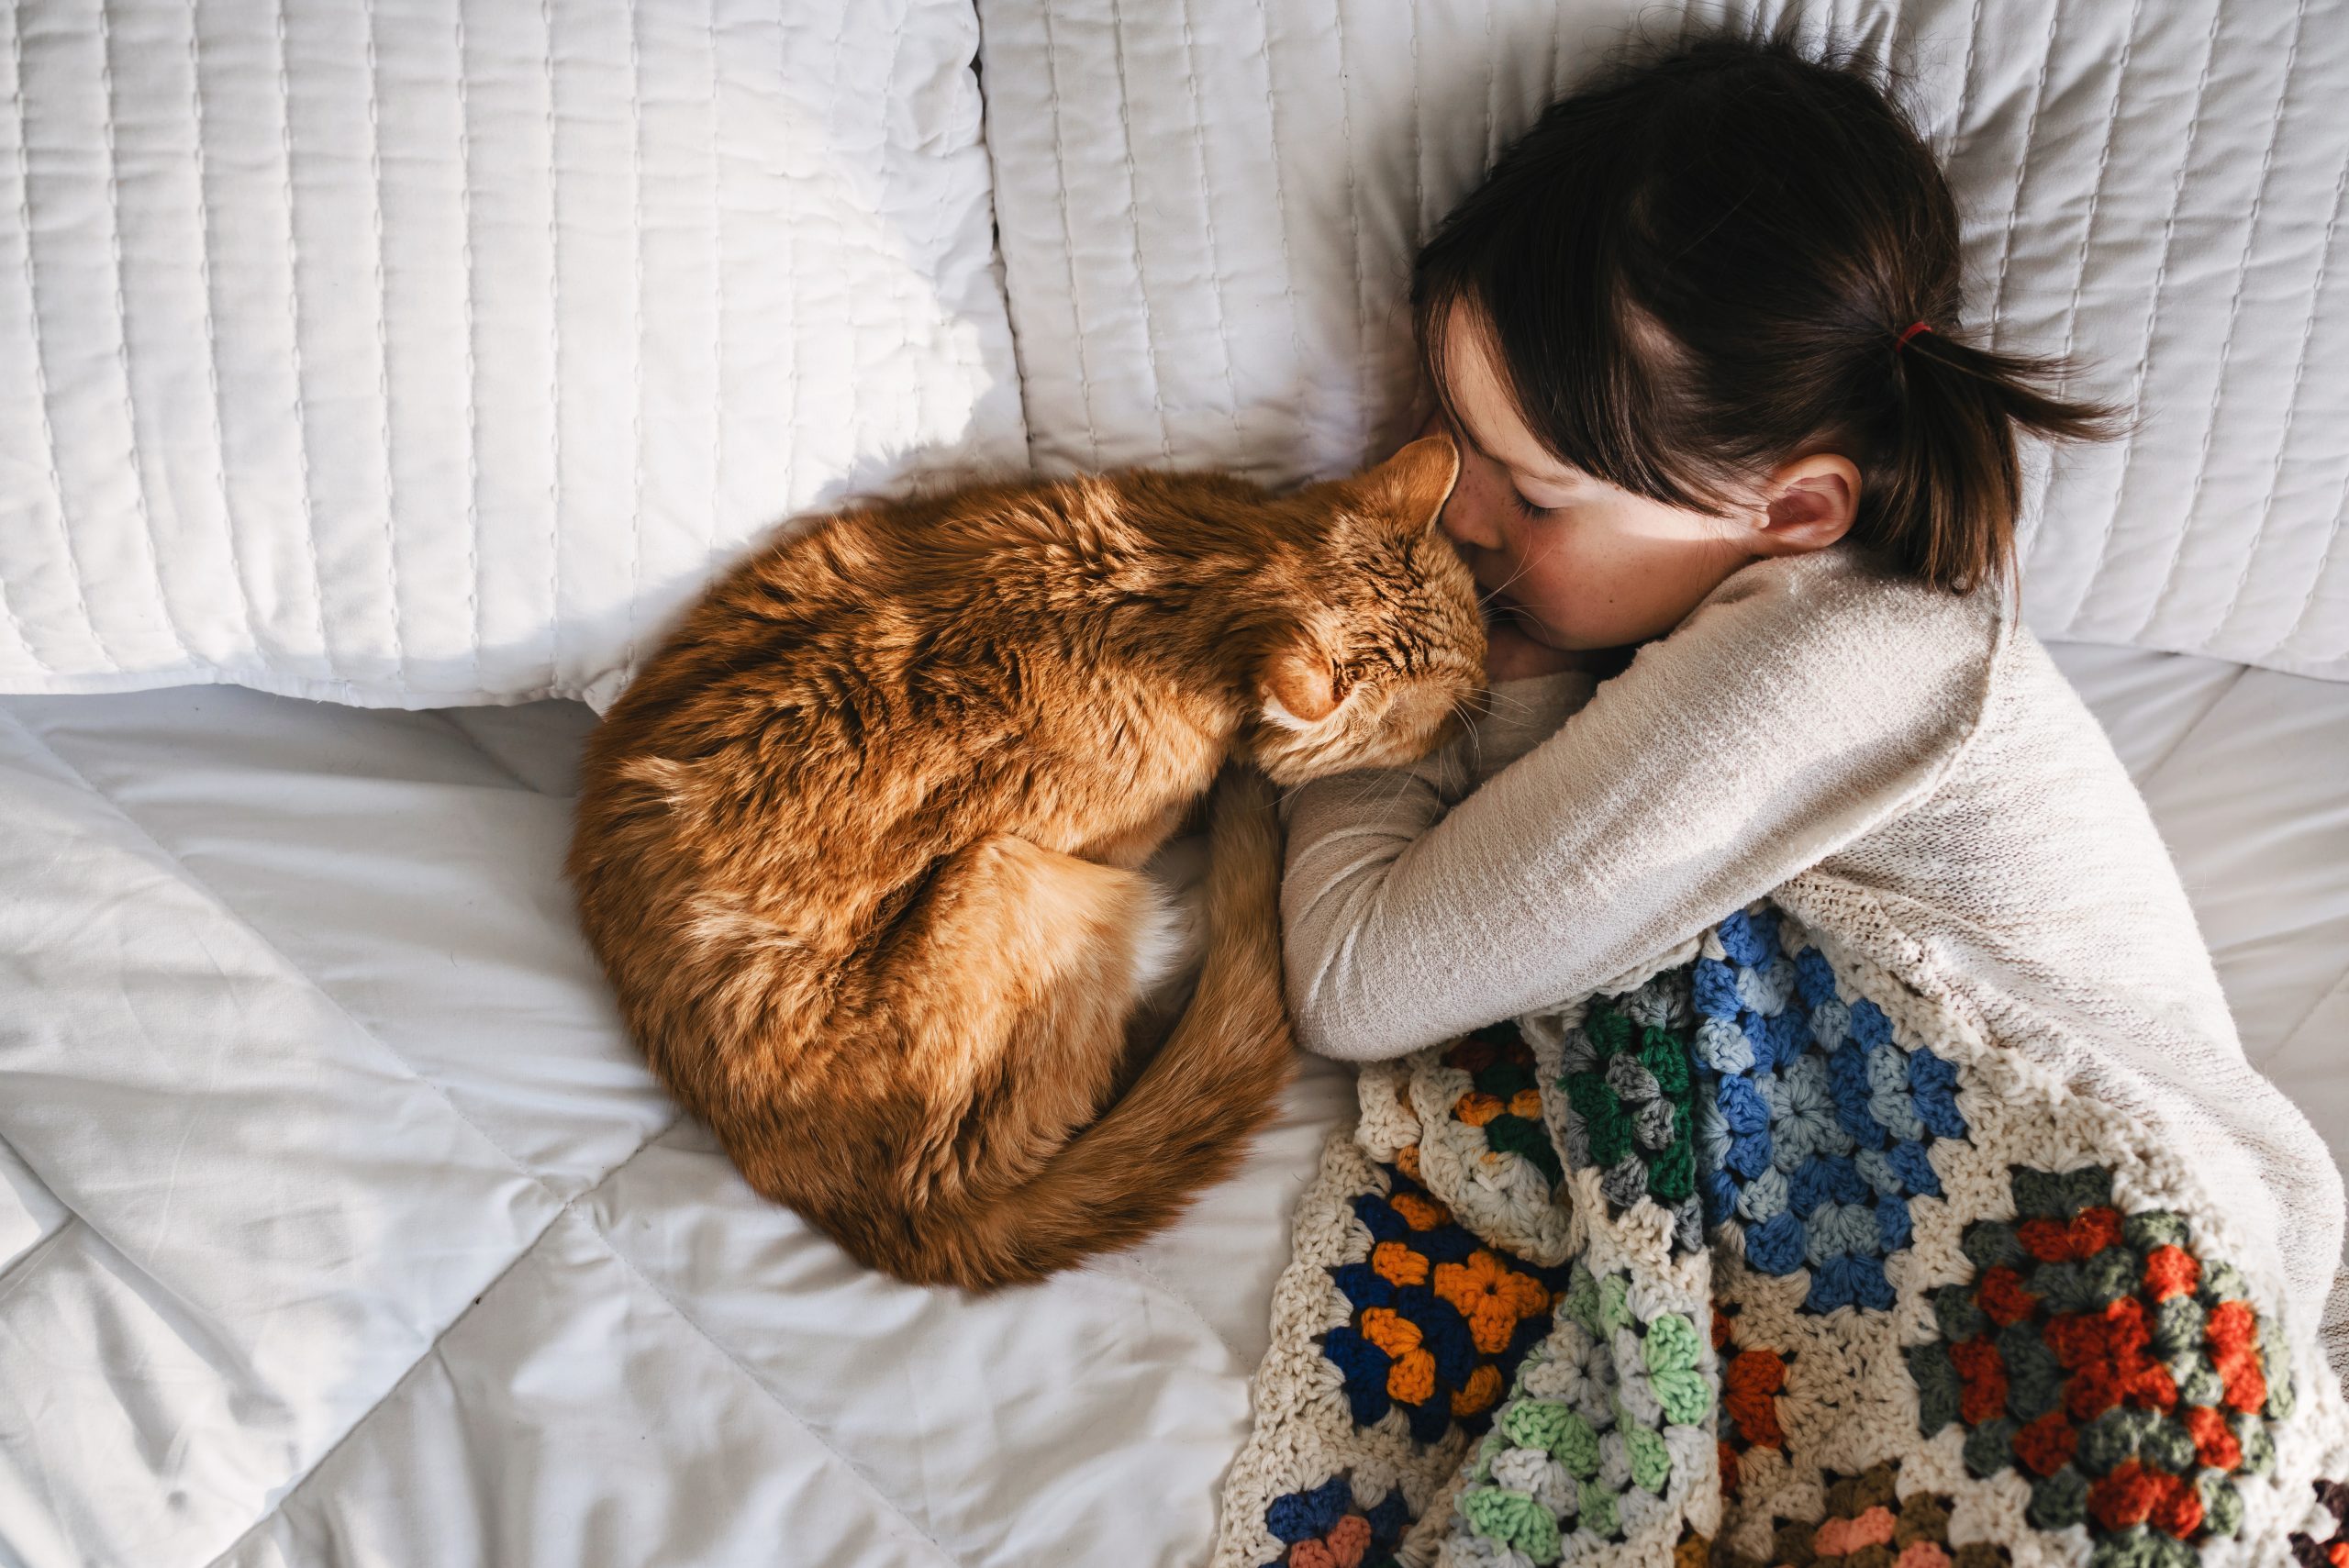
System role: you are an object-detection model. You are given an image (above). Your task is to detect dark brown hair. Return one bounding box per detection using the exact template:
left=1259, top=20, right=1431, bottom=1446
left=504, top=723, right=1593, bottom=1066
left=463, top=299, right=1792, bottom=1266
left=1413, top=30, right=2116, bottom=593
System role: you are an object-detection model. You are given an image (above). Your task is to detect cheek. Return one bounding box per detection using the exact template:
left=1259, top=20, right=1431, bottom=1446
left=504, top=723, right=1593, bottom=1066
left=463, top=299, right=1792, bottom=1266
left=1516, top=502, right=1751, bottom=648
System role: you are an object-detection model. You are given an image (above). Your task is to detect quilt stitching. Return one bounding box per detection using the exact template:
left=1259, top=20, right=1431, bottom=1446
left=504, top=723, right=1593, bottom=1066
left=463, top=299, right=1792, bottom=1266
left=1323, top=0, right=1372, bottom=461
left=2045, top=0, right=2144, bottom=373
left=1034, top=0, right=1109, bottom=467
left=97, top=0, right=195, bottom=670
left=1104, top=0, right=1178, bottom=465
left=4, top=2, right=95, bottom=672
left=185, top=0, right=257, bottom=674
left=2138, top=0, right=2316, bottom=644
left=1089, top=1245, right=1252, bottom=1371
left=2071, top=0, right=2233, bottom=633
left=774, top=0, right=802, bottom=519
left=267, top=0, right=335, bottom=682
left=619, top=0, right=646, bottom=678
left=540, top=0, right=562, bottom=687
left=1174, top=0, right=1244, bottom=451
left=1950, top=0, right=1992, bottom=154
left=2255, top=139, right=2349, bottom=666
left=361, top=0, right=400, bottom=676
left=451, top=0, right=484, bottom=682
left=1247, top=0, right=1314, bottom=472
left=1980, top=0, right=2064, bottom=339
left=707, top=0, right=728, bottom=573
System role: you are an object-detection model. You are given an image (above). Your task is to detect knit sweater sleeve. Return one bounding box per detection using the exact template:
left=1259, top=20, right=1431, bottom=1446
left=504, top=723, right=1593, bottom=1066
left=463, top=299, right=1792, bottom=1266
left=1279, top=550, right=2000, bottom=1062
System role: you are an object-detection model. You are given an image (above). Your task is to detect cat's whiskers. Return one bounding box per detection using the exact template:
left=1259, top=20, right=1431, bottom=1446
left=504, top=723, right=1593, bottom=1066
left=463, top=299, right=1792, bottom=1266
left=1477, top=688, right=1545, bottom=716
left=1474, top=558, right=1536, bottom=609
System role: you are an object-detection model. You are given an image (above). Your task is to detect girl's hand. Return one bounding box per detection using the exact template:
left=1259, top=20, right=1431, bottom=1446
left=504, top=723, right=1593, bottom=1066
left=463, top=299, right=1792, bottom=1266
left=1485, top=619, right=1584, bottom=682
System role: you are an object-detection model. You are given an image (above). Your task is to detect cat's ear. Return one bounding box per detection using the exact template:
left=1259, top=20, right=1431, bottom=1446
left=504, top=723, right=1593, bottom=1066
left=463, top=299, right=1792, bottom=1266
left=1262, top=645, right=1341, bottom=729
left=1357, top=433, right=1460, bottom=539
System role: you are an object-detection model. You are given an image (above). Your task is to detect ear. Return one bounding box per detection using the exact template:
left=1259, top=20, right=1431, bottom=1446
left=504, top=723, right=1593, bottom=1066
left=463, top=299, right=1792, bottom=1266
left=1262, top=644, right=1341, bottom=729
left=1355, top=433, right=1461, bottom=539
left=1754, top=454, right=1860, bottom=555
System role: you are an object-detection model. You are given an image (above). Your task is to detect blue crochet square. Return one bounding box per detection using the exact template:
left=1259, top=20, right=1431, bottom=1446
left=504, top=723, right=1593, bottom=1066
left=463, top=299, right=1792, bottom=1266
left=1691, top=907, right=1969, bottom=1314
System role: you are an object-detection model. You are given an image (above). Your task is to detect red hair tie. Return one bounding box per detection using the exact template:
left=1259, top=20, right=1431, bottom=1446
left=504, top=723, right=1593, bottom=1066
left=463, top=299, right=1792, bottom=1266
left=1896, top=320, right=1933, bottom=352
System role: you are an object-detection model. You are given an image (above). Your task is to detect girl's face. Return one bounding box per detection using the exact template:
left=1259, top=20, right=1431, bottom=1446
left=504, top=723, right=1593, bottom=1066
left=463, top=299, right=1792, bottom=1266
left=1435, top=308, right=1769, bottom=657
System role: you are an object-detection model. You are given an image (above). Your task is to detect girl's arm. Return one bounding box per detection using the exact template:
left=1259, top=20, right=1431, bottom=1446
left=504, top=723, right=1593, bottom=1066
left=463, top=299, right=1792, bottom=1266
left=1279, top=554, right=1998, bottom=1061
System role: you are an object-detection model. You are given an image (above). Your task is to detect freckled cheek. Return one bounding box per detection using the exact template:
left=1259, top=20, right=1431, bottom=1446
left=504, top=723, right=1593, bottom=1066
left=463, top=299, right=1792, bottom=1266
left=1514, top=515, right=1668, bottom=641
left=1513, top=537, right=1592, bottom=637
left=1538, top=517, right=1733, bottom=645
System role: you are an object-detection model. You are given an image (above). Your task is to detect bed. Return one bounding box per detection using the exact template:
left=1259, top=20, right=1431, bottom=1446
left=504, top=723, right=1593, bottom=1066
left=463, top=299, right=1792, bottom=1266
left=2, top=0, right=2343, bottom=1563
left=0, top=642, right=2339, bottom=1567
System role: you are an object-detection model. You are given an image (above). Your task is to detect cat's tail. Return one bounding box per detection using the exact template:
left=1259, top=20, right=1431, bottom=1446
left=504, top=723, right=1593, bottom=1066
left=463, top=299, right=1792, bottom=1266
left=912, top=767, right=1297, bottom=1291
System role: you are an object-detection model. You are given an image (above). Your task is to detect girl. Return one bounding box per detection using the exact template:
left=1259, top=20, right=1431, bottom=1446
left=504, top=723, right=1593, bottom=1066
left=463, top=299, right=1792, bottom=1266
left=1278, top=32, right=2342, bottom=1333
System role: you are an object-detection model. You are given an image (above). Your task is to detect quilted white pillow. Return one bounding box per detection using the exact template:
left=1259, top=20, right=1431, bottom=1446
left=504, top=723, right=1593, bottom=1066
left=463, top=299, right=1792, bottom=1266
left=0, top=0, right=1026, bottom=708
left=975, top=0, right=2349, bottom=679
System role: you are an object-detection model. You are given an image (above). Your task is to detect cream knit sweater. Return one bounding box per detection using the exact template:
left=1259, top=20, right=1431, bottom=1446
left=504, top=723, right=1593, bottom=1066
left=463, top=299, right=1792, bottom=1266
left=1280, top=545, right=2343, bottom=1323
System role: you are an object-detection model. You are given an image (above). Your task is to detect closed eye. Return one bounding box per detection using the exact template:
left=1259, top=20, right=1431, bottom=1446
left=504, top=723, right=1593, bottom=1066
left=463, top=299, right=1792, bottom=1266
left=1512, top=489, right=1554, bottom=520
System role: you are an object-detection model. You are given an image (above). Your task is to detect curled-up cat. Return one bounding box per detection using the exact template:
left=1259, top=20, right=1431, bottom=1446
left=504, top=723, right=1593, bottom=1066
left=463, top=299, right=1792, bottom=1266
left=569, top=435, right=1484, bottom=1290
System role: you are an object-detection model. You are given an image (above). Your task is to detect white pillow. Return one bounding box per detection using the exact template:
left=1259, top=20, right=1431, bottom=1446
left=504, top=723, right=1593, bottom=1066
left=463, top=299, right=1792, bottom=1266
left=0, top=0, right=1026, bottom=709
left=974, top=0, right=2349, bottom=679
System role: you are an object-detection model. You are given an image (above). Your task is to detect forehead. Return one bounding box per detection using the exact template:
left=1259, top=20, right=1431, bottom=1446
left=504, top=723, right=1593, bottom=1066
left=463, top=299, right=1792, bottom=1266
left=1440, top=304, right=1577, bottom=484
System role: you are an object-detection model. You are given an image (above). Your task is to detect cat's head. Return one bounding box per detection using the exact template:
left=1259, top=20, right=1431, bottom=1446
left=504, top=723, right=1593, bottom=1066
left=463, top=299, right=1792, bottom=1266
left=1246, top=435, right=1487, bottom=786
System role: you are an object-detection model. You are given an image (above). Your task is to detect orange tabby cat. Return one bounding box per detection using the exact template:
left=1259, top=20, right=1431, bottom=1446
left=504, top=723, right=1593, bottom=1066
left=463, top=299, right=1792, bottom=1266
left=569, top=435, right=1483, bottom=1290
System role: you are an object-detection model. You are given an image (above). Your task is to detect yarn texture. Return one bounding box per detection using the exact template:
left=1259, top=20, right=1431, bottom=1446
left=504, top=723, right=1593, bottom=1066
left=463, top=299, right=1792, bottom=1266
left=1212, top=906, right=2349, bottom=1568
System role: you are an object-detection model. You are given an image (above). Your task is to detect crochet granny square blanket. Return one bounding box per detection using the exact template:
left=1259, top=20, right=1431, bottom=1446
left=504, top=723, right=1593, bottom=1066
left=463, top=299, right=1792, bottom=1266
left=1213, top=901, right=2349, bottom=1568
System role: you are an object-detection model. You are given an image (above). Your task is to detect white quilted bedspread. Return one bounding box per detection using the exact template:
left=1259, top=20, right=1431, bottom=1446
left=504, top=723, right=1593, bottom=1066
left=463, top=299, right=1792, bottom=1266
left=0, top=685, right=1362, bottom=1567
left=2, top=649, right=2343, bottom=1567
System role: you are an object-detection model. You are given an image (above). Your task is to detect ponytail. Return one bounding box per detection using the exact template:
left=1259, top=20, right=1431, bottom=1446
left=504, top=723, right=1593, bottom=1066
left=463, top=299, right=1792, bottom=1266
left=1867, top=329, right=2119, bottom=594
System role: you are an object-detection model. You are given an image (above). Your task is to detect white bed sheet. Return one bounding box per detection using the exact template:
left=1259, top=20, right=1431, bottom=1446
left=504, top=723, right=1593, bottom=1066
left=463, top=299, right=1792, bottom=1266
left=0, top=640, right=2340, bottom=1566
left=2045, top=644, right=2349, bottom=1171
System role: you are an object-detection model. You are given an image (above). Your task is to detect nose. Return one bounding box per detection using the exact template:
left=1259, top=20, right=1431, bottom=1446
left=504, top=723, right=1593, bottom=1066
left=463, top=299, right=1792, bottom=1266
left=1440, top=480, right=1505, bottom=555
